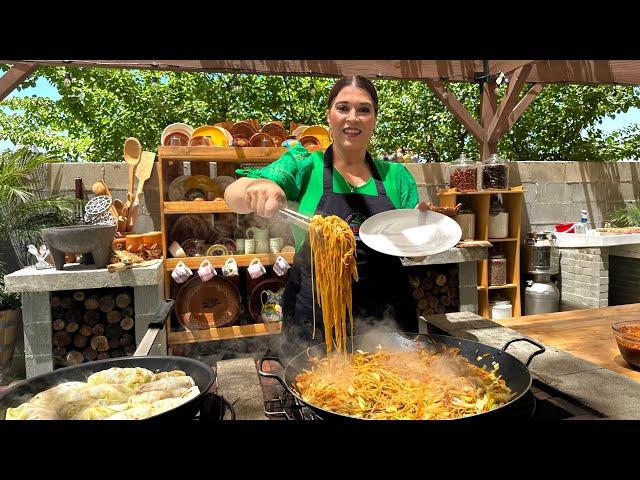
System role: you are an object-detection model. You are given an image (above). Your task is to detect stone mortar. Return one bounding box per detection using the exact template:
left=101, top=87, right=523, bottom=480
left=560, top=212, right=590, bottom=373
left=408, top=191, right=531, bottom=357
left=41, top=224, right=117, bottom=269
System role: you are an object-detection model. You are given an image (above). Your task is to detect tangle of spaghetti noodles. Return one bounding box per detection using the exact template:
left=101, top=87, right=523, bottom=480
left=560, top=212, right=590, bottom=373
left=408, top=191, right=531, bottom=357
left=294, top=345, right=514, bottom=420
left=308, top=214, right=358, bottom=355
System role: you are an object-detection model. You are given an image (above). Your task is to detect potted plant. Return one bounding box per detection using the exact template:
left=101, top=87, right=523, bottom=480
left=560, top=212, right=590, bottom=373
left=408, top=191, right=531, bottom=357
left=0, top=147, right=79, bottom=380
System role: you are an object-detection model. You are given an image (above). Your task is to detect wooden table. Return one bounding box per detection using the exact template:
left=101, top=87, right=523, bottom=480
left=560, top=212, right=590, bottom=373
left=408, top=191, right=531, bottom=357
left=495, top=304, right=640, bottom=382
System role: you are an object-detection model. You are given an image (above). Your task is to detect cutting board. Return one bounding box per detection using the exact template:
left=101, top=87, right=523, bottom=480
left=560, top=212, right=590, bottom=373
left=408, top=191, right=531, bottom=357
left=495, top=303, right=640, bottom=382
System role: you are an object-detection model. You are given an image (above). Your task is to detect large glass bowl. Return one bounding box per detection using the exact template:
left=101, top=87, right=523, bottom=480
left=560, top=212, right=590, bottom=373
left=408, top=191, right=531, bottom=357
left=612, top=321, right=640, bottom=368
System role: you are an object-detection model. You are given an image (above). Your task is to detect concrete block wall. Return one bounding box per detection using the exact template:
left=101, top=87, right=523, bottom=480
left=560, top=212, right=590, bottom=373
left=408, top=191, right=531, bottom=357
left=404, top=161, right=640, bottom=235
left=558, top=247, right=609, bottom=310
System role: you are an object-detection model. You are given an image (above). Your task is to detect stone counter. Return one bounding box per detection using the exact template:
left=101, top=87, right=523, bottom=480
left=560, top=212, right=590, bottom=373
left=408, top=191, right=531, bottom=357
left=420, top=311, right=640, bottom=419
left=4, top=261, right=166, bottom=378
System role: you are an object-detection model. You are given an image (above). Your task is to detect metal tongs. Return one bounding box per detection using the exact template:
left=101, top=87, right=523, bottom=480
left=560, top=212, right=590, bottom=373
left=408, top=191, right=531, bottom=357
left=277, top=207, right=311, bottom=229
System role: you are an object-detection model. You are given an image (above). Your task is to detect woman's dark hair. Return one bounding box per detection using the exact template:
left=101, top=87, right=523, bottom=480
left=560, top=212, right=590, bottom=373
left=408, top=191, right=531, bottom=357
left=327, top=75, right=378, bottom=115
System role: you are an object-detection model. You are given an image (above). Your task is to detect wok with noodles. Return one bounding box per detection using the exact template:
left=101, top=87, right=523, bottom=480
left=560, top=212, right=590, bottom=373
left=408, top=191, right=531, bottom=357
left=0, top=356, right=216, bottom=420
left=260, top=332, right=545, bottom=420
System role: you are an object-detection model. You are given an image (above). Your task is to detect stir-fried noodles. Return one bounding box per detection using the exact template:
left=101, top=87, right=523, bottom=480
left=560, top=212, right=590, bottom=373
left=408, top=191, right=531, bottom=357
left=308, top=214, right=358, bottom=355
left=294, top=345, right=514, bottom=419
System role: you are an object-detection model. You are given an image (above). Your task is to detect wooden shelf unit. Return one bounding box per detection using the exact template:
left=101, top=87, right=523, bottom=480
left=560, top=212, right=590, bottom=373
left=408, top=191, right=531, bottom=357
left=158, top=146, right=289, bottom=345
left=438, top=186, right=524, bottom=318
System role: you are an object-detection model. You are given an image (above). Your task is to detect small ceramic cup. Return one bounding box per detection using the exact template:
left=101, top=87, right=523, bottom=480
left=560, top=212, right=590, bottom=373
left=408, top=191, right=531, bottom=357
left=198, top=259, right=216, bottom=281
left=169, top=240, right=187, bottom=258
left=244, top=238, right=255, bottom=255
left=171, top=261, right=193, bottom=283
left=247, top=258, right=266, bottom=279
left=222, top=257, right=239, bottom=277
left=235, top=238, right=245, bottom=254
left=269, top=237, right=283, bottom=253
left=273, top=255, right=291, bottom=276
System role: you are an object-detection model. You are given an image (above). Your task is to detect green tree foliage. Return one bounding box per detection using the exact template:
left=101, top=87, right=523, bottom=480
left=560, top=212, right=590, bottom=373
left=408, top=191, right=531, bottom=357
left=1, top=66, right=639, bottom=162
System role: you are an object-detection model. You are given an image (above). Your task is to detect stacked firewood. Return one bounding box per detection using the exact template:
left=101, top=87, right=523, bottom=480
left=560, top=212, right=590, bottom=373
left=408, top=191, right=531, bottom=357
left=408, top=265, right=460, bottom=317
left=50, top=288, right=135, bottom=368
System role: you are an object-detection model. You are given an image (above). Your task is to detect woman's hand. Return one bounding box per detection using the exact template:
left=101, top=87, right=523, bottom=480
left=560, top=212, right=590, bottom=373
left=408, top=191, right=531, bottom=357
left=406, top=201, right=430, bottom=263
left=244, top=179, right=287, bottom=218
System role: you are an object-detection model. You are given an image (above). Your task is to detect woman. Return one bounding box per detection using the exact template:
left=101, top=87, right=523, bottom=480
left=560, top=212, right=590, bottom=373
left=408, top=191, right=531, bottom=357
left=225, top=76, right=425, bottom=354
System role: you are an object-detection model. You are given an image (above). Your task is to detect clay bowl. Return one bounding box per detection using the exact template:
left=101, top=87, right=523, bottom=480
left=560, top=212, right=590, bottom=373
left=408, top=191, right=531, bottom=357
left=249, top=133, right=276, bottom=147
left=230, top=121, right=258, bottom=140
left=42, top=224, right=117, bottom=270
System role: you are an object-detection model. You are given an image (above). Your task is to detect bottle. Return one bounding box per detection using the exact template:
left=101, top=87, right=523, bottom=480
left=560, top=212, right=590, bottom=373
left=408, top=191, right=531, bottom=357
left=74, top=177, right=84, bottom=223
left=574, top=209, right=589, bottom=234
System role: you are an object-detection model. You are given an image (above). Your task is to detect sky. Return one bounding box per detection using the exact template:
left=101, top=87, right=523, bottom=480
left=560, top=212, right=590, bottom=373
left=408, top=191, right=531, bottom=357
left=1, top=77, right=639, bottom=152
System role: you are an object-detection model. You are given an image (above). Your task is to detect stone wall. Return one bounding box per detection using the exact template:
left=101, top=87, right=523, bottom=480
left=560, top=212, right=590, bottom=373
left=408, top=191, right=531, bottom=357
left=405, top=161, right=640, bottom=234
left=558, top=247, right=609, bottom=310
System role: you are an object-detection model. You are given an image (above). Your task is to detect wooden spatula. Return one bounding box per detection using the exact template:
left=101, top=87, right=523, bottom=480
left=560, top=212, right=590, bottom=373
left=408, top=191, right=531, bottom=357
left=126, top=151, right=156, bottom=232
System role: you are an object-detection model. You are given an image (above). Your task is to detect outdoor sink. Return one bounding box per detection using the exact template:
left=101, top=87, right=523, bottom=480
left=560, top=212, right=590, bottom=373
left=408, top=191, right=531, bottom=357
left=41, top=224, right=117, bottom=270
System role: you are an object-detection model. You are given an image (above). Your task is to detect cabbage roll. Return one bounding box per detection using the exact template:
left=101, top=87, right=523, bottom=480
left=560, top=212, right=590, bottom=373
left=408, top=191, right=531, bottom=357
left=133, top=376, right=195, bottom=394
left=71, top=403, right=130, bottom=420
left=5, top=403, right=58, bottom=420
left=87, top=367, right=154, bottom=389
left=106, top=404, right=155, bottom=420
left=128, top=388, right=189, bottom=405
left=149, top=370, right=186, bottom=382
left=61, top=383, right=132, bottom=405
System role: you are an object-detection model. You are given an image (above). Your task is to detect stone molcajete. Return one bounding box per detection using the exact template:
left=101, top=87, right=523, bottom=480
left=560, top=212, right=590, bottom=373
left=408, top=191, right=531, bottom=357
left=41, top=224, right=117, bottom=270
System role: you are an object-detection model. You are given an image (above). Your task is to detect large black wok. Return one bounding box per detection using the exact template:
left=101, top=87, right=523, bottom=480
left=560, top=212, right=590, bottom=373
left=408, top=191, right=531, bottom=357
left=259, top=331, right=545, bottom=421
left=0, top=300, right=221, bottom=421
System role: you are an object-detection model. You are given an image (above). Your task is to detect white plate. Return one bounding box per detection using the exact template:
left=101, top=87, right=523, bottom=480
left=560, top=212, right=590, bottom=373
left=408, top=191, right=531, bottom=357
left=359, top=209, right=462, bottom=257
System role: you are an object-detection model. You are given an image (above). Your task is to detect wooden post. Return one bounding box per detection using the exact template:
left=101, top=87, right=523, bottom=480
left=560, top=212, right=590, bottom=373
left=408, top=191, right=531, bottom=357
left=479, top=78, right=498, bottom=160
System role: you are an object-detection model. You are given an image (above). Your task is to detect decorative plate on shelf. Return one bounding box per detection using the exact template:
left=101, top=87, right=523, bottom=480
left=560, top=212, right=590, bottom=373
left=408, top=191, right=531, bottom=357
left=359, top=209, right=462, bottom=257
left=175, top=275, right=241, bottom=330
left=230, top=121, right=258, bottom=140
left=213, top=175, right=236, bottom=196
left=206, top=244, right=229, bottom=256
left=169, top=215, right=213, bottom=246
left=168, top=175, right=190, bottom=201
left=192, top=125, right=228, bottom=147
left=213, top=238, right=236, bottom=254
left=183, top=175, right=220, bottom=200
left=161, top=123, right=194, bottom=146
left=299, top=125, right=331, bottom=148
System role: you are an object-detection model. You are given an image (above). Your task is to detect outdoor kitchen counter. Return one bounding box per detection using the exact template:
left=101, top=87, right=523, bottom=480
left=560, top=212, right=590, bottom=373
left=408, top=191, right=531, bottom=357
left=421, top=306, right=640, bottom=419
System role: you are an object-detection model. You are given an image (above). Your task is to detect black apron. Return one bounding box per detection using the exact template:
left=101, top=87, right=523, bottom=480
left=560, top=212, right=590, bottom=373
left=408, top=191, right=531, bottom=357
left=280, top=146, right=417, bottom=354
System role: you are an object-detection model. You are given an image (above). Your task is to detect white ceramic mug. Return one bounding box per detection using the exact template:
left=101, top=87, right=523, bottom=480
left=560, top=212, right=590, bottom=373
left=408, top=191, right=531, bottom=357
left=244, top=238, right=255, bottom=255
left=222, top=257, right=238, bottom=277
left=269, top=237, right=283, bottom=253
left=273, top=255, right=291, bottom=276
left=171, top=261, right=192, bottom=283
left=247, top=258, right=266, bottom=279
left=198, top=259, right=216, bottom=281
left=169, top=240, right=186, bottom=258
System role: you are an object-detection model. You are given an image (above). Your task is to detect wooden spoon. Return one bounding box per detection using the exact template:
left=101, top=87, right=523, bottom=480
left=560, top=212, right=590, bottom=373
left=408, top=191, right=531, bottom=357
left=123, top=137, right=142, bottom=213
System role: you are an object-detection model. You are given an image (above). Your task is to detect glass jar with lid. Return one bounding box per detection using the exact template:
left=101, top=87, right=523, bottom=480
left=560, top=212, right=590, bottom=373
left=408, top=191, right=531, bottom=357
left=455, top=208, right=475, bottom=240
left=481, top=153, right=509, bottom=190
left=490, top=299, right=513, bottom=319
left=448, top=154, right=478, bottom=192
left=489, top=254, right=507, bottom=286
left=488, top=204, right=509, bottom=239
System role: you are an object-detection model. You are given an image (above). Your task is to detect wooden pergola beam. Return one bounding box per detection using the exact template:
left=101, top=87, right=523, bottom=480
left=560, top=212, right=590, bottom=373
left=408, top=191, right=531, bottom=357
left=424, top=79, right=484, bottom=142
left=486, top=65, right=533, bottom=144
left=0, top=62, right=39, bottom=102
left=495, top=83, right=545, bottom=140
left=0, top=60, right=483, bottom=82
left=479, top=80, right=498, bottom=160
left=5, top=59, right=638, bottom=85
